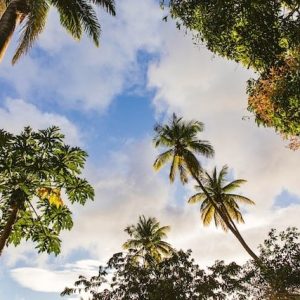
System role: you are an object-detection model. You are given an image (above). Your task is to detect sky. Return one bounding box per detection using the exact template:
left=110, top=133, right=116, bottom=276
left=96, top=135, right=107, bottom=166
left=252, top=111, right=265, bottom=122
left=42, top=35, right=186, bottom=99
left=0, top=0, right=300, bottom=299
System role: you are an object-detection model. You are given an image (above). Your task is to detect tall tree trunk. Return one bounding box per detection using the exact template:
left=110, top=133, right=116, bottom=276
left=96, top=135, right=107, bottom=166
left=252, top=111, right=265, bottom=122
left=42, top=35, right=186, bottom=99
left=189, top=169, right=260, bottom=262
left=0, top=0, right=28, bottom=63
left=0, top=205, right=18, bottom=255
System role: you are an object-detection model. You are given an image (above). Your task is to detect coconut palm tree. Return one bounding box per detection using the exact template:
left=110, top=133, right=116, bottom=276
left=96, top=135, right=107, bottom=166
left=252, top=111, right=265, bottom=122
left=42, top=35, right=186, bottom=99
left=123, top=215, right=174, bottom=266
left=188, top=165, right=255, bottom=231
left=153, top=114, right=259, bottom=261
left=0, top=0, right=115, bottom=64
left=153, top=113, right=214, bottom=183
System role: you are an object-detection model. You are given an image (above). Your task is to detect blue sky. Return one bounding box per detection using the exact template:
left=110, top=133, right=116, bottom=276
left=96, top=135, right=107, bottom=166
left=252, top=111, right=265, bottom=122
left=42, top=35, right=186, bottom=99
left=0, top=0, right=300, bottom=299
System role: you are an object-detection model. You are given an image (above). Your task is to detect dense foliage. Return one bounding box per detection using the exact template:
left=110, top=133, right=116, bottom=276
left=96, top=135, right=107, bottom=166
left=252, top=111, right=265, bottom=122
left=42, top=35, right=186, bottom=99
left=0, top=126, right=94, bottom=255
left=162, top=0, right=299, bottom=71
left=62, top=250, right=246, bottom=300
left=242, top=227, right=300, bottom=299
left=62, top=226, right=300, bottom=300
left=247, top=49, right=300, bottom=148
left=161, top=1, right=300, bottom=148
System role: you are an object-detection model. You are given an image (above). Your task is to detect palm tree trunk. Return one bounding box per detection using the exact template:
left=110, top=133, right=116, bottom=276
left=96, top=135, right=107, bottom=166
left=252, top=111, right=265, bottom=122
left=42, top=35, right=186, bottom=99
left=219, top=205, right=260, bottom=260
left=0, top=205, right=18, bottom=255
left=189, top=170, right=259, bottom=262
left=0, top=0, right=28, bottom=63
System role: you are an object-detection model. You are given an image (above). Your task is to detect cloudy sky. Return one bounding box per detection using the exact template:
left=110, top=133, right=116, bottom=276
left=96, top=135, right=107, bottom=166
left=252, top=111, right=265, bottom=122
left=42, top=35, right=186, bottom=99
left=0, top=0, right=300, bottom=299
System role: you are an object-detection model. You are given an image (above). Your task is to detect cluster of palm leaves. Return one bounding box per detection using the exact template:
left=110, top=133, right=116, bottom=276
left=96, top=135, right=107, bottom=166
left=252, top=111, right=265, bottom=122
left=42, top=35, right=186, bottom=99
left=153, top=114, right=258, bottom=261
left=0, top=0, right=115, bottom=63
left=123, top=215, right=174, bottom=266
left=188, top=166, right=255, bottom=231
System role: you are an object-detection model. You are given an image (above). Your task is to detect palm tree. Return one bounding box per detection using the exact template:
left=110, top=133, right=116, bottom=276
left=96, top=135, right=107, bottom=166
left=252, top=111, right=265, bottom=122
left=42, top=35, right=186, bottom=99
left=153, top=114, right=259, bottom=261
left=0, top=0, right=115, bottom=64
left=123, top=215, right=174, bottom=266
left=153, top=113, right=214, bottom=183
left=188, top=165, right=255, bottom=231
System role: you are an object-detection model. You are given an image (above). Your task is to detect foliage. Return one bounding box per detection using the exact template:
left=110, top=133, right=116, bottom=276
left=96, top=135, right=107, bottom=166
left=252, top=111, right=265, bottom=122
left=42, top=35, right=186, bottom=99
left=153, top=113, right=214, bottom=183
left=62, top=227, right=300, bottom=299
left=61, top=266, right=108, bottom=300
left=122, top=215, right=174, bottom=266
left=242, top=227, right=300, bottom=299
left=0, top=126, right=94, bottom=255
left=162, top=0, right=299, bottom=71
left=0, top=0, right=116, bottom=63
left=188, top=165, right=255, bottom=231
left=247, top=49, right=300, bottom=149
left=62, top=248, right=246, bottom=300
left=161, top=1, right=300, bottom=146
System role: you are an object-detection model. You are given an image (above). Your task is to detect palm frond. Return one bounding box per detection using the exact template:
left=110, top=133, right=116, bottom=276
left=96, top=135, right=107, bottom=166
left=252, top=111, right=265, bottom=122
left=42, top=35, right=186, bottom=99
left=182, top=149, right=201, bottom=176
left=156, top=242, right=173, bottom=255
left=156, top=225, right=171, bottom=235
left=224, top=204, right=245, bottom=224
left=216, top=213, right=228, bottom=231
left=51, top=0, right=83, bottom=40
left=122, top=239, right=142, bottom=250
left=77, top=0, right=101, bottom=46
left=153, top=149, right=173, bottom=171
left=201, top=204, right=214, bottom=226
left=186, top=119, right=204, bottom=133
left=91, top=0, right=116, bottom=16
left=200, top=198, right=211, bottom=210
left=226, top=194, right=255, bottom=205
left=178, top=161, right=189, bottom=184
left=218, top=165, right=228, bottom=185
left=188, top=140, right=214, bottom=158
left=169, top=154, right=179, bottom=182
left=153, top=134, right=174, bottom=148
left=12, top=0, right=49, bottom=64
left=222, top=179, right=247, bottom=193
left=55, top=0, right=101, bottom=46
left=188, top=192, right=207, bottom=204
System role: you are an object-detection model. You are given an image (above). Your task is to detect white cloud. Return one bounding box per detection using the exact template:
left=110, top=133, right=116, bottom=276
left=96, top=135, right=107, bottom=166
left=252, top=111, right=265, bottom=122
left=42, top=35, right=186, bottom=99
left=0, top=98, right=80, bottom=145
left=11, top=268, right=76, bottom=293
left=0, top=0, right=164, bottom=112
left=10, top=259, right=100, bottom=293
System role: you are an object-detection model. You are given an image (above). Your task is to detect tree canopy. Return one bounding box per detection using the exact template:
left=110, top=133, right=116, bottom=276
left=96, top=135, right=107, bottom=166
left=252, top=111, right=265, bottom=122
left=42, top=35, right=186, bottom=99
left=242, top=227, right=300, bottom=299
left=162, top=0, right=299, bottom=71
left=161, top=0, right=300, bottom=148
left=0, top=126, right=94, bottom=255
left=62, top=225, right=300, bottom=299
